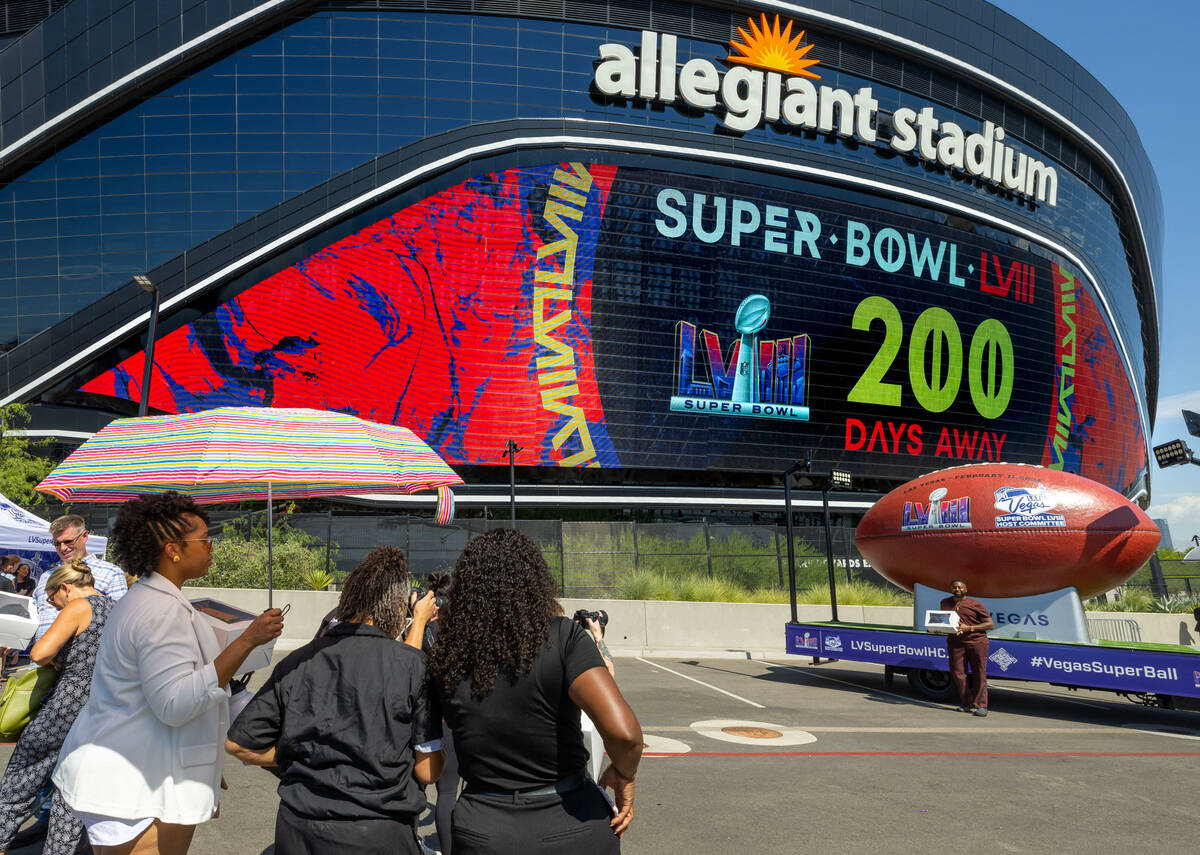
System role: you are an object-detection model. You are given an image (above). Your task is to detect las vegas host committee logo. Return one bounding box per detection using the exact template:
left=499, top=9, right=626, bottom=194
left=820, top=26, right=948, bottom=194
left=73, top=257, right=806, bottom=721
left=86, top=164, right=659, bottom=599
left=672, top=294, right=810, bottom=422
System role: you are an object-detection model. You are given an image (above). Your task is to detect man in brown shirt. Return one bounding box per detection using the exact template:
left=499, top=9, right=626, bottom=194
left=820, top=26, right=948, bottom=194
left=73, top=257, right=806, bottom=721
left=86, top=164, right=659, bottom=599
left=940, top=579, right=995, bottom=716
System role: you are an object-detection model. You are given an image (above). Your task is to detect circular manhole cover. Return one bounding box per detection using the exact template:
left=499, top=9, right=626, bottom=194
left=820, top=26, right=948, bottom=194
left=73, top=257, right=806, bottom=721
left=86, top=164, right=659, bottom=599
left=721, top=726, right=781, bottom=739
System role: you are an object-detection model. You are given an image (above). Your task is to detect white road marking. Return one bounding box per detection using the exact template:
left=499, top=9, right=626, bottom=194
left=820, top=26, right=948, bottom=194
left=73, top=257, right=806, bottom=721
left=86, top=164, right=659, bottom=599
left=635, top=657, right=765, bottom=708
left=1119, top=725, right=1200, bottom=741
left=641, top=734, right=692, bottom=754
left=690, top=719, right=816, bottom=746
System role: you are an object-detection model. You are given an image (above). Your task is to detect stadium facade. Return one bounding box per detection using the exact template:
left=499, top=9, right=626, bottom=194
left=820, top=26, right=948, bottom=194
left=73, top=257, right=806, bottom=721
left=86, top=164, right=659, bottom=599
left=0, top=0, right=1162, bottom=517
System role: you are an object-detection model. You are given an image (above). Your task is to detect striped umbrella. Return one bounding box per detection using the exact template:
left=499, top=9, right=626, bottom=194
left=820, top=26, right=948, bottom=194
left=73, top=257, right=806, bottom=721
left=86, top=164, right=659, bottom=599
left=37, top=407, right=462, bottom=602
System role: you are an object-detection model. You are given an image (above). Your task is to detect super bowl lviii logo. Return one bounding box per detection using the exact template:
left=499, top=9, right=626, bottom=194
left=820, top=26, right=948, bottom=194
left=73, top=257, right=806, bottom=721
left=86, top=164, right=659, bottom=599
left=902, top=487, right=971, bottom=531
left=671, top=295, right=810, bottom=421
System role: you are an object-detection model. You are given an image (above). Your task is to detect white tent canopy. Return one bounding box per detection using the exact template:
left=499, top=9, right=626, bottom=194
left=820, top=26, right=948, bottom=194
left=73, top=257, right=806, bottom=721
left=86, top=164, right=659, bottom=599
left=0, top=492, right=106, bottom=573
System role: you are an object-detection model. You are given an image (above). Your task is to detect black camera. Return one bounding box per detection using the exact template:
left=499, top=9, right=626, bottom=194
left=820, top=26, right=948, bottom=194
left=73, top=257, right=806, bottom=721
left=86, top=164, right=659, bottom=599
left=411, top=582, right=446, bottom=609
left=573, top=608, right=609, bottom=636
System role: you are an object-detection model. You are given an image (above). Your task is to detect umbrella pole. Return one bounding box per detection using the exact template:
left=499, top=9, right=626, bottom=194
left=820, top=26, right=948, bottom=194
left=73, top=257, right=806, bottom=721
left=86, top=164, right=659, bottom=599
left=267, top=481, right=274, bottom=609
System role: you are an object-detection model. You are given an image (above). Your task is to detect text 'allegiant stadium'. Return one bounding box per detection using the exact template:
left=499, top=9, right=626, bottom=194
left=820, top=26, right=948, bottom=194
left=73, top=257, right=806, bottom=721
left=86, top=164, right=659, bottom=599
left=594, top=31, right=1058, bottom=207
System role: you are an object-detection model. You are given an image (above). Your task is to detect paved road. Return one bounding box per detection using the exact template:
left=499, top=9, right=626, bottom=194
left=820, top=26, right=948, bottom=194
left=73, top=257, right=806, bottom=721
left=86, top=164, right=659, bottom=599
left=4, top=653, right=1198, bottom=854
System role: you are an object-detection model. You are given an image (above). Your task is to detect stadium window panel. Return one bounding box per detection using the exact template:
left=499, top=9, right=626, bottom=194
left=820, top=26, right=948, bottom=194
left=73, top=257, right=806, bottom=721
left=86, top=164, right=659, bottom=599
left=147, top=212, right=190, bottom=232
left=284, top=76, right=331, bottom=97
left=191, top=191, right=238, bottom=213
left=330, top=151, right=371, bottom=173
left=425, top=117, right=465, bottom=136
left=426, top=99, right=469, bottom=121
left=144, top=113, right=188, bottom=135
left=102, top=194, right=146, bottom=216
left=427, top=60, right=469, bottom=83
left=17, top=256, right=59, bottom=277
left=334, top=38, right=378, bottom=60
left=427, top=19, right=469, bottom=44
left=55, top=156, right=100, bottom=180
left=237, top=113, right=283, bottom=134
left=191, top=211, right=239, bottom=233
left=191, top=153, right=235, bottom=172
left=286, top=36, right=330, bottom=58
left=332, top=95, right=377, bottom=116
left=518, top=87, right=562, bottom=110
left=238, top=171, right=284, bottom=192
left=284, top=171, right=324, bottom=194
left=191, top=133, right=232, bottom=154
left=14, top=216, right=57, bottom=239
left=145, top=153, right=190, bottom=174
left=472, top=82, right=516, bottom=104
left=472, top=45, right=518, bottom=68
left=238, top=133, right=285, bottom=154
left=237, top=52, right=284, bottom=77
left=472, top=101, right=518, bottom=122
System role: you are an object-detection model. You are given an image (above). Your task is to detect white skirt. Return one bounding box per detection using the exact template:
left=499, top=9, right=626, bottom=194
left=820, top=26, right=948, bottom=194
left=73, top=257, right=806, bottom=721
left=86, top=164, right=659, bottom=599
left=75, top=811, right=155, bottom=846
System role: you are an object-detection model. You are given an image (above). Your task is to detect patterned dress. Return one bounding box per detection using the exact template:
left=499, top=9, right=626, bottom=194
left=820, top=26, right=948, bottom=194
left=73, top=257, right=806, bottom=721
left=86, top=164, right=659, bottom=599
left=0, top=593, right=113, bottom=853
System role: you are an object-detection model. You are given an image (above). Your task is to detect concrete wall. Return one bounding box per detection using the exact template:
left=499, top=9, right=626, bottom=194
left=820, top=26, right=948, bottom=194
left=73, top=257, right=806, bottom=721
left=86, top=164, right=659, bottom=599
left=184, top=588, right=1200, bottom=658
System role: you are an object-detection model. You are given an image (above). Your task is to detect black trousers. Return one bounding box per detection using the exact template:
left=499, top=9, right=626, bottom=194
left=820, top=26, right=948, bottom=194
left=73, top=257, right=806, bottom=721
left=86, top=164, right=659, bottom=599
left=274, top=802, right=421, bottom=855
left=452, top=783, right=620, bottom=855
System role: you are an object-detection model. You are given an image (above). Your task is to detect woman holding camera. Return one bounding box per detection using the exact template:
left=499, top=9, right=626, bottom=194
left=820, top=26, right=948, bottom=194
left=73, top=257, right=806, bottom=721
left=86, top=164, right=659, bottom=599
left=226, top=546, right=444, bottom=855
left=430, top=528, right=642, bottom=854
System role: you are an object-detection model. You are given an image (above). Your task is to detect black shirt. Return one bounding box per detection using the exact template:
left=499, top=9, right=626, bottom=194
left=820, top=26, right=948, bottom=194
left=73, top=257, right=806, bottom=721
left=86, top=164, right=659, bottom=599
left=228, top=622, right=441, bottom=821
left=439, top=617, right=605, bottom=790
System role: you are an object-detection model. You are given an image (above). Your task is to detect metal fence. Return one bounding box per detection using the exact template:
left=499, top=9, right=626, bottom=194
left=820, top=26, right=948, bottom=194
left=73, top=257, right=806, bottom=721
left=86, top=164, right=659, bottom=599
left=71, top=506, right=885, bottom=598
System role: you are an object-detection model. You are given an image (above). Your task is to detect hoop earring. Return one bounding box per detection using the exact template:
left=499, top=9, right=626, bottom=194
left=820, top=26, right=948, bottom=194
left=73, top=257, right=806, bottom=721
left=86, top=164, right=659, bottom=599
left=172, top=555, right=180, bottom=563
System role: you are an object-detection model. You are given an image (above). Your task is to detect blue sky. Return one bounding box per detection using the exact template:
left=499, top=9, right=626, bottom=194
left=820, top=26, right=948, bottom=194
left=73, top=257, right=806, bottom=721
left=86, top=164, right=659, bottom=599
left=990, top=1, right=1199, bottom=549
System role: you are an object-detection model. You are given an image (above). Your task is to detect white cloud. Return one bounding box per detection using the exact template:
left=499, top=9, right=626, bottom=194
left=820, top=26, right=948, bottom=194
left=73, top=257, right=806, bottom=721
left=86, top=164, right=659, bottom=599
left=1147, top=493, right=1200, bottom=550
left=1155, top=389, right=1200, bottom=427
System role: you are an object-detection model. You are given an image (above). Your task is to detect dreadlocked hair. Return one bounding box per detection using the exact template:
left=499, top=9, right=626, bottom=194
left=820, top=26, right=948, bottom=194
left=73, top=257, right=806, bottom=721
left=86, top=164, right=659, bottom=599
left=335, top=546, right=411, bottom=640
left=429, top=528, right=557, bottom=698
left=111, top=492, right=210, bottom=578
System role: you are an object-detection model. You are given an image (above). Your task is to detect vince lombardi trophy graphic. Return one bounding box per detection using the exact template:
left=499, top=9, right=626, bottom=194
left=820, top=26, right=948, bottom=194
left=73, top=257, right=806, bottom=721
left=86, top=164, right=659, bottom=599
left=731, top=294, right=770, bottom=405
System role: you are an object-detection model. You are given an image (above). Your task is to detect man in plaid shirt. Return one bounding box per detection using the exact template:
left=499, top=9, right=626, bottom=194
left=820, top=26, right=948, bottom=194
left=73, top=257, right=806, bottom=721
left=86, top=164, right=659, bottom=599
left=32, top=513, right=127, bottom=642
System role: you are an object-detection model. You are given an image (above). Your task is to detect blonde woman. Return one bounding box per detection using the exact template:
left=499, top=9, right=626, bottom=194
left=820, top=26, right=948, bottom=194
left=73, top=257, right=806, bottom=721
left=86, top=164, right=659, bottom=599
left=0, top=559, right=113, bottom=854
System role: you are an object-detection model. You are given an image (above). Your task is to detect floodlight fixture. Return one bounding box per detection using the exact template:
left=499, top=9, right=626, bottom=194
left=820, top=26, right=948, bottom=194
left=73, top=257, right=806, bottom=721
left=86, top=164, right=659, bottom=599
left=1153, top=439, right=1199, bottom=468
left=830, top=469, right=852, bottom=489
left=136, top=273, right=162, bottom=417
left=1184, top=409, right=1200, bottom=439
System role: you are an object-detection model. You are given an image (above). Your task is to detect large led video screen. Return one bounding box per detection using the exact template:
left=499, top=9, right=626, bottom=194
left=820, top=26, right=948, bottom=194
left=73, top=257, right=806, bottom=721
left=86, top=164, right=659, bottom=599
left=84, top=162, right=1145, bottom=493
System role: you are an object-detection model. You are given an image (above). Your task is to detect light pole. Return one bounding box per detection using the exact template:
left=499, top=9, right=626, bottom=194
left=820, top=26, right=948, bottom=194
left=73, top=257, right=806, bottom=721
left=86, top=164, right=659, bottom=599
left=134, top=274, right=160, bottom=417
left=821, top=469, right=852, bottom=623
left=504, top=439, right=522, bottom=527
left=782, top=459, right=808, bottom=624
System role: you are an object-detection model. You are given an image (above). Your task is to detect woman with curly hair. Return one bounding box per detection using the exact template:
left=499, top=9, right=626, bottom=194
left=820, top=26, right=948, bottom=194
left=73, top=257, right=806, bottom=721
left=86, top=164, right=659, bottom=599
left=430, top=528, right=642, bottom=854
left=226, top=545, right=444, bottom=855
left=0, top=560, right=111, bottom=854
left=52, top=491, right=284, bottom=855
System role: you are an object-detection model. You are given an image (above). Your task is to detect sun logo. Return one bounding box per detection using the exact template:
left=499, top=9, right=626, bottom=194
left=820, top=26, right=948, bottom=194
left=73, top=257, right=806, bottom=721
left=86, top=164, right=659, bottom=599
left=727, top=14, right=820, bottom=79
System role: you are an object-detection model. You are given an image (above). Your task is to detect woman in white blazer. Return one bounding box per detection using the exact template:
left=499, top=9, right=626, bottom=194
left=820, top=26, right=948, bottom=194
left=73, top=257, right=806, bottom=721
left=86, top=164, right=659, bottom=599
left=53, top=492, right=284, bottom=855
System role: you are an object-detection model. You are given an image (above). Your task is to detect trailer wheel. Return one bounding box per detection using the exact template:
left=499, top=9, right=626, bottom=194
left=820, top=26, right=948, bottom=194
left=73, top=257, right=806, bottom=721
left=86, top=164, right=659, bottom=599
left=907, top=668, right=956, bottom=701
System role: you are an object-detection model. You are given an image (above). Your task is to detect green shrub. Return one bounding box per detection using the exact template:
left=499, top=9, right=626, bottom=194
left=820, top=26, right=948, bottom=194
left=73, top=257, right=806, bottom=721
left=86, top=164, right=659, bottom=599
left=1086, top=588, right=1154, bottom=612
left=611, top=570, right=907, bottom=605
left=796, top=580, right=912, bottom=607
left=188, top=523, right=335, bottom=590
left=301, top=568, right=334, bottom=591
left=1151, top=592, right=1200, bottom=614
